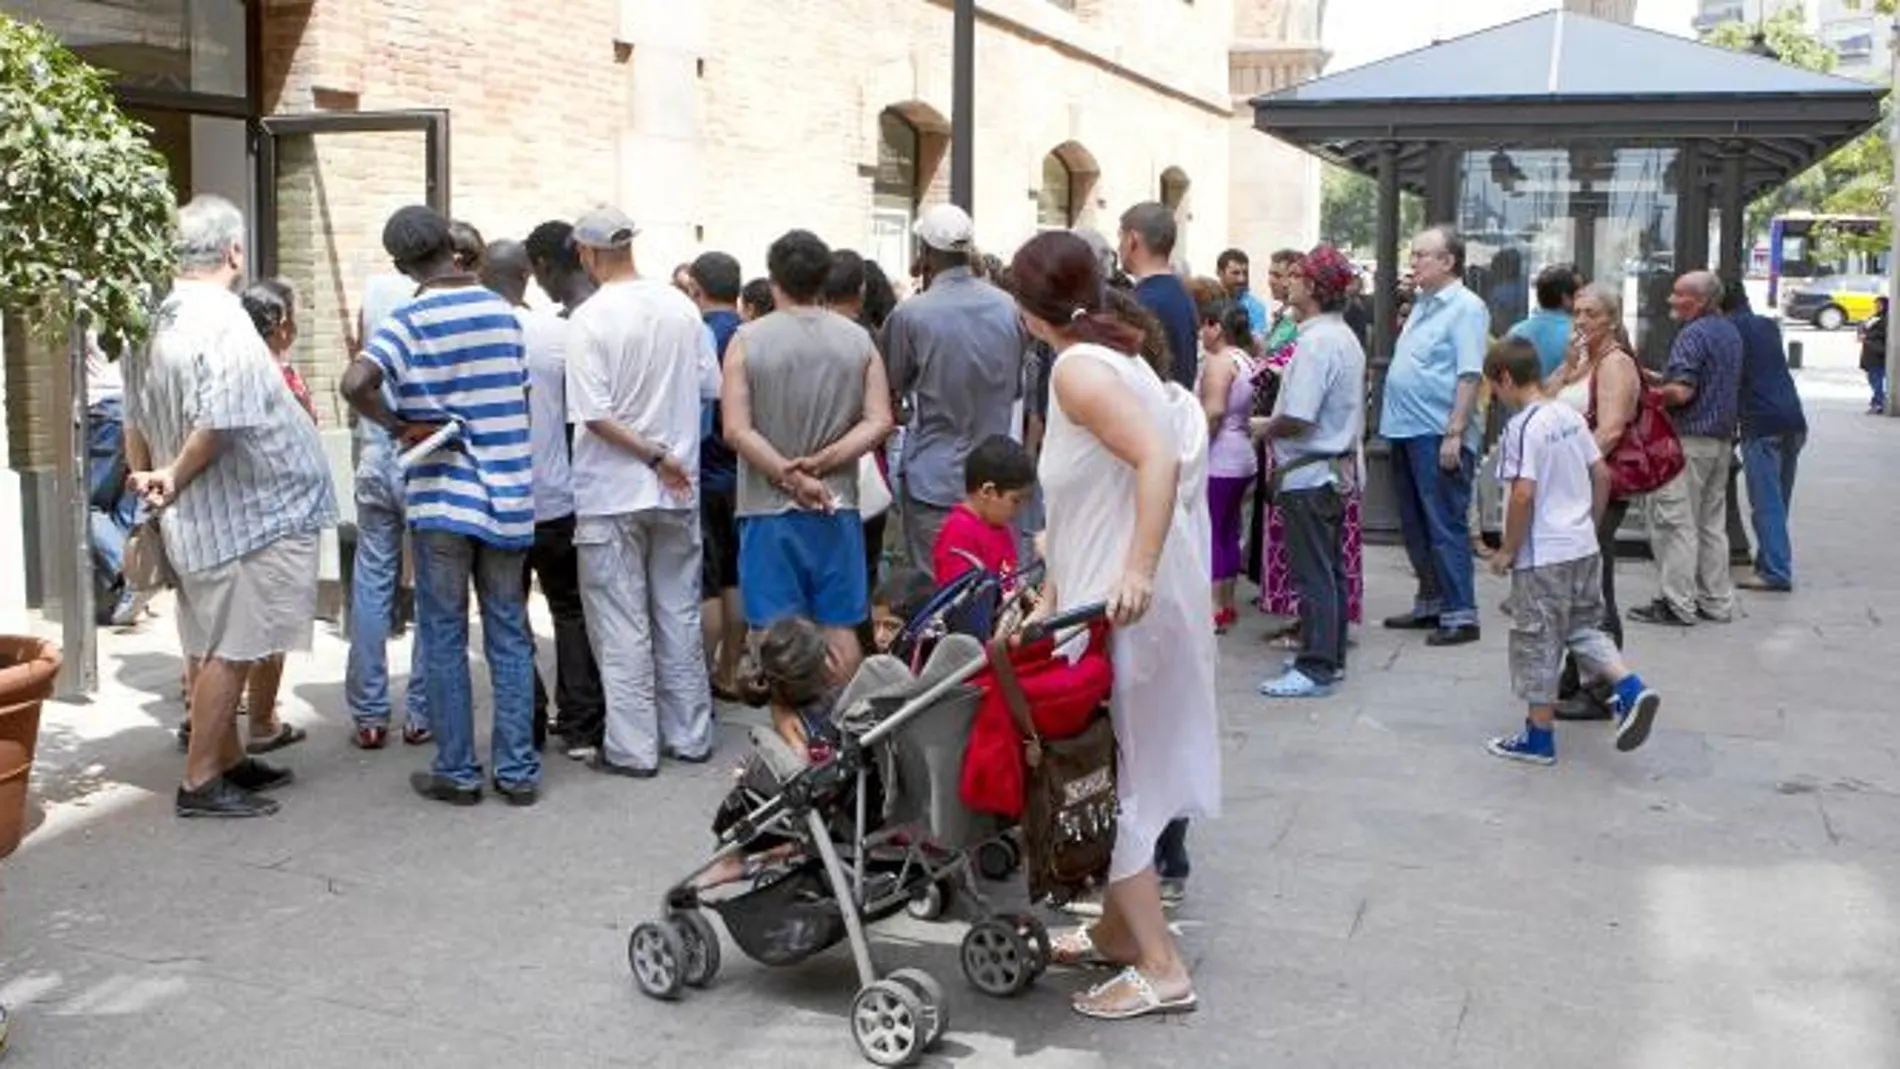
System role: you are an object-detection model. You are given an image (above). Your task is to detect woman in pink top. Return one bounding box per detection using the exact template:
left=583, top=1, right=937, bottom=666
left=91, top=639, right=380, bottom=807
left=1197, top=301, right=1257, bottom=632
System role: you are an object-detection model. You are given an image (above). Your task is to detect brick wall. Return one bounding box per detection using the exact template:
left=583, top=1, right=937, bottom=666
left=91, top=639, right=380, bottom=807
left=255, top=0, right=1305, bottom=409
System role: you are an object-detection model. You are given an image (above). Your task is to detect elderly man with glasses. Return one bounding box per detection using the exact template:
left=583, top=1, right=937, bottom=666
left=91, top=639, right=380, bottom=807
left=1380, top=225, right=1488, bottom=647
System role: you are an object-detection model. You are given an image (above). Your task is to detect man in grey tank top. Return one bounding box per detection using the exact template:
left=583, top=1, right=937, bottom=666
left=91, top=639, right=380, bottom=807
left=721, top=230, right=894, bottom=677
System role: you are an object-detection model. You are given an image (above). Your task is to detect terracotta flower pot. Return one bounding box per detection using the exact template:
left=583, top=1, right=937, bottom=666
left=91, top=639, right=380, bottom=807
left=0, top=635, right=60, bottom=860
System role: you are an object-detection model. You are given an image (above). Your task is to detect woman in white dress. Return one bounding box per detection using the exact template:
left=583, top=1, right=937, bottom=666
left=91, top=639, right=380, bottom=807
left=1008, top=231, right=1221, bottom=1020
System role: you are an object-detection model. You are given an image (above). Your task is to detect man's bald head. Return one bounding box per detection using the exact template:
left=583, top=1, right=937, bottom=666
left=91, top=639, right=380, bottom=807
left=1669, top=269, right=1724, bottom=323
left=482, top=239, right=532, bottom=306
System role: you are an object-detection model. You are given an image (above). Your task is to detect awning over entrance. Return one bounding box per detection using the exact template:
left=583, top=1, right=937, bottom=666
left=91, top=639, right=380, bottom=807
left=1251, top=10, right=1886, bottom=199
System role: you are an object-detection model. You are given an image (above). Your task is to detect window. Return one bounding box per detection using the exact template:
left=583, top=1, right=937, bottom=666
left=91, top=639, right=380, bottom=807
left=1037, top=152, right=1077, bottom=229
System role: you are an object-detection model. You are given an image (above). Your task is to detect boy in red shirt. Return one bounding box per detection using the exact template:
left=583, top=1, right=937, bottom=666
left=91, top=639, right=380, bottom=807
left=932, top=435, right=1035, bottom=586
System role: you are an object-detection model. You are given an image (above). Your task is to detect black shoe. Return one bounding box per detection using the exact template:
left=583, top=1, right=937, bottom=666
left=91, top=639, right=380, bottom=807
left=1425, top=624, right=1481, bottom=647
left=176, top=777, right=280, bottom=819
left=588, top=754, right=658, bottom=779
left=1628, top=600, right=1695, bottom=627
left=490, top=777, right=539, bottom=807
left=1383, top=611, right=1441, bottom=631
left=663, top=746, right=714, bottom=765
left=409, top=771, right=482, bottom=806
left=225, top=757, right=295, bottom=793
left=1554, top=694, right=1614, bottom=722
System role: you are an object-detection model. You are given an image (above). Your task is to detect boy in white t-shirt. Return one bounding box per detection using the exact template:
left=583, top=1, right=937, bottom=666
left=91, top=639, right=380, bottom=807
left=1484, top=338, right=1661, bottom=766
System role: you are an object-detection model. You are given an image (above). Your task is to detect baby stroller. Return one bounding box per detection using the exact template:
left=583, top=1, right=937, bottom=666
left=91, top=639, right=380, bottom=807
left=625, top=586, right=1108, bottom=1067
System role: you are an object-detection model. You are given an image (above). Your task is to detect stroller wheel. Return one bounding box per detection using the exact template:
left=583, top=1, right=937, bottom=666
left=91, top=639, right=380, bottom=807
left=975, top=840, right=1018, bottom=882
left=960, top=918, right=1034, bottom=998
left=1000, top=912, right=1052, bottom=979
left=851, top=979, right=927, bottom=1067
left=671, top=911, right=721, bottom=989
left=627, top=920, right=687, bottom=1000
left=905, top=881, right=951, bottom=921
left=885, top=968, right=949, bottom=1051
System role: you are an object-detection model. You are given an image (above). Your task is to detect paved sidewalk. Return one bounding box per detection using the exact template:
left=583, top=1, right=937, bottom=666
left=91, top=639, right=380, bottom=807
left=2, top=344, right=1898, bottom=1068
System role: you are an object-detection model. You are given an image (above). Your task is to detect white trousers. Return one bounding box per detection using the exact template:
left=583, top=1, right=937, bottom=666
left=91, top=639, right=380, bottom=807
left=576, top=510, right=713, bottom=769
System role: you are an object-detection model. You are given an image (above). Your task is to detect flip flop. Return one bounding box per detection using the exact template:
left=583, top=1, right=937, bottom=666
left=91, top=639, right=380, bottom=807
left=1258, top=667, right=1334, bottom=699
left=402, top=724, right=434, bottom=746
left=246, top=723, right=307, bottom=755
left=1071, top=967, right=1198, bottom=1020
left=1048, top=926, right=1116, bottom=968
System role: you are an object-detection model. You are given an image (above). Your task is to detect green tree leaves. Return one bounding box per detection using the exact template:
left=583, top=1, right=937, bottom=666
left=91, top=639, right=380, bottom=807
left=1, top=15, right=176, bottom=356
left=1705, top=7, right=1892, bottom=253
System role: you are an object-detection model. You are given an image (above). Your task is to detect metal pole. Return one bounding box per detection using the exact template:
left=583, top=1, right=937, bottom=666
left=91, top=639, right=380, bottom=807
left=1887, top=12, right=1900, bottom=416
left=950, top=0, right=975, bottom=213
left=57, top=288, right=96, bottom=698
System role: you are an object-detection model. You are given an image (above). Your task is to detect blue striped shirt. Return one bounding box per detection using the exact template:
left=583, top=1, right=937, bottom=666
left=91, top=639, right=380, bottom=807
left=365, top=286, right=533, bottom=549
left=126, top=280, right=339, bottom=574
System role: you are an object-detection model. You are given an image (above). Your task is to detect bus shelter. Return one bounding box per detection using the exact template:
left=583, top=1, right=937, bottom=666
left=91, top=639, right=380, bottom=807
left=1251, top=9, right=1885, bottom=534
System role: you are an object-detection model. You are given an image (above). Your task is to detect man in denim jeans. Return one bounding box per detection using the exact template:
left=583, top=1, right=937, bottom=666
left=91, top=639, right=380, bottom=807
left=1381, top=225, right=1487, bottom=647
left=343, top=271, right=429, bottom=750
left=343, top=205, right=539, bottom=807
left=1722, top=281, right=1806, bottom=593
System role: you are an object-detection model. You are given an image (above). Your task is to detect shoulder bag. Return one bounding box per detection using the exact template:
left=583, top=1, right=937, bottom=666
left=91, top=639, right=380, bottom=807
left=122, top=515, right=176, bottom=593
left=984, top=634, right=1117, bottom=906
left=1587, top=349, right=1684, bottom=500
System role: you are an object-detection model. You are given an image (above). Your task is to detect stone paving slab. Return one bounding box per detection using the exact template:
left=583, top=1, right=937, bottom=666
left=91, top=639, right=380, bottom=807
left=2, top=331, right=1897, bottom=1068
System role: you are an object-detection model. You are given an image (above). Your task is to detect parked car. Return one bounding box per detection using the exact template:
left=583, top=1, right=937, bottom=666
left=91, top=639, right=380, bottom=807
left=1780, top=274, right=1886, bottom=330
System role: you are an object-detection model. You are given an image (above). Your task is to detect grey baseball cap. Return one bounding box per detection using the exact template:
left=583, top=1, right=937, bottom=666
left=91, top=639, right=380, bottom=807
left=572, top=205, right=640, bottom=250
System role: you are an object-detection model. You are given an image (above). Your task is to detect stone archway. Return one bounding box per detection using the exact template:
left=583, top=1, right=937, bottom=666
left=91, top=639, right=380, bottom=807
left=1037, top=140, right=1101, bottom=230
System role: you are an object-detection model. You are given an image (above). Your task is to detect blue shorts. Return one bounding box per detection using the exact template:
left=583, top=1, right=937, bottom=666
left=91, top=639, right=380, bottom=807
left=738, top=510, right=867, bottom=629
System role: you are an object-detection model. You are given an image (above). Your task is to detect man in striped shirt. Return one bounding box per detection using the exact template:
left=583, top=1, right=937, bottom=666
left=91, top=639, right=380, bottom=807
left=125, top=194, right=338, bottom=819
left=341, top=205, right=540, bottom=807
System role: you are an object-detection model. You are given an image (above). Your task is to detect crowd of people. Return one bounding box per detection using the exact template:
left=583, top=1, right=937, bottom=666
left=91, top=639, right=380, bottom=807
left=106, top=180, right=1822, bottom=1020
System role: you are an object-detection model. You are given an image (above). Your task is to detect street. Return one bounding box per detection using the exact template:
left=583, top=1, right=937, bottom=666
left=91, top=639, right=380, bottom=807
left=1, top=327, right=1896, bottom=1069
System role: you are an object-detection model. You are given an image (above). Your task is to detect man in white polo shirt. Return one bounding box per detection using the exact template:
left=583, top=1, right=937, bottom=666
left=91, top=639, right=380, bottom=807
left=566, top=205, right=719, bottom=777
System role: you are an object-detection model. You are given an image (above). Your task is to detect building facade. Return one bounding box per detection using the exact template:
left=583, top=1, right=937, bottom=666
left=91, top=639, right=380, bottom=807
left=1817, top=0, right=1884, bottom=79
left=1693, top=0, right=1803, bottom=35
left=1563, top=0, right=1637, bottom=21
left=1, top=0, right=1333, bottom=430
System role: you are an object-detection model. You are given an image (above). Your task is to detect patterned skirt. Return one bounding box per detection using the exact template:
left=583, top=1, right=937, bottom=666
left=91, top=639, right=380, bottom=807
left=1246, top=446, right=1365, bottom=623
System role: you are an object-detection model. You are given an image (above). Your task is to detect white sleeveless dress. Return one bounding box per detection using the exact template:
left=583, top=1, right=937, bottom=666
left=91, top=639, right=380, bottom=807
left=1039, top=343, right=1222, bottom=883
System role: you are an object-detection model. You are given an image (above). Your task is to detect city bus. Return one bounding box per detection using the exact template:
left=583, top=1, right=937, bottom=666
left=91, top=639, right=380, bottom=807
left=1762, top=212, right=1885, bottom=307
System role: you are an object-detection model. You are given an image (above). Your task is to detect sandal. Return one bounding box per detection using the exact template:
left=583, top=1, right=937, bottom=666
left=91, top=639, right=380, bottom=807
left=1072, top=967, right=1198, bottom=1020
left=352, top=725, right=389, bottom=750
left=1049, top=926, right=1115, bottom=968
left=402, top=724, right=434, bottom=746
left=246, top=723, right=307, bottom=755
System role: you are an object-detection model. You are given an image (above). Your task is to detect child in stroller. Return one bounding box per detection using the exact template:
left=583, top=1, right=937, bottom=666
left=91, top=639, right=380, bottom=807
left=631, top=568, right=1104, bottom=1066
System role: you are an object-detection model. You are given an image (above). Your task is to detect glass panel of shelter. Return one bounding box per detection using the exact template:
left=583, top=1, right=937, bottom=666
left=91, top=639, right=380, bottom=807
left=1456, top=144, right=1680, bottom=368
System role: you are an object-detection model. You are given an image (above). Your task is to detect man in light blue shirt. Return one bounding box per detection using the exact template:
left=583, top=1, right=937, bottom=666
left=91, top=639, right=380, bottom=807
left=1218, top=248, right=1269, bottom=335
left=1381, top=225, right=1487, bottom=645
left=1505, top=265, right=1579, bottom=379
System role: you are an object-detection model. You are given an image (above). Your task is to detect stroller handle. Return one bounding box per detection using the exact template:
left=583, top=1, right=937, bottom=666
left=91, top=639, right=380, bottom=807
left=1019, top=601, right=1108, bottom=645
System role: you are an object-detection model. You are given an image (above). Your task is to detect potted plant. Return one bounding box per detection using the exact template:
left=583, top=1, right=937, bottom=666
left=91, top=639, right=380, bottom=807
left=1, top=15, right=174, bottom=852
left=1, top=14, right=175, bottom=359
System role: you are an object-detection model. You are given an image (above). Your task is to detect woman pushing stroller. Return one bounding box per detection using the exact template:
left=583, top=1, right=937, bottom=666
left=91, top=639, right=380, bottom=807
left=1007, top=229, right=1221, bottom=1021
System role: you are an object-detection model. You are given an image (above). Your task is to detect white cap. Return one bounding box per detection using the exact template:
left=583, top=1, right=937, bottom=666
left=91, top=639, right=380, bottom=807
left=913, top=203, right=975, bottom=253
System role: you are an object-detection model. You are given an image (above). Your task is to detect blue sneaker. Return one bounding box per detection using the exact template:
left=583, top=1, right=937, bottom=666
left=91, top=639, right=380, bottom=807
left=1486, top=721, right=1556, bottom=766
left=1611, top=676, right=1661, bottom=753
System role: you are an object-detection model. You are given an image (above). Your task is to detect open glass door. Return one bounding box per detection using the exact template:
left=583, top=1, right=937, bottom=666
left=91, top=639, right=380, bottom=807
left=255, top=110, right=449, bottom=430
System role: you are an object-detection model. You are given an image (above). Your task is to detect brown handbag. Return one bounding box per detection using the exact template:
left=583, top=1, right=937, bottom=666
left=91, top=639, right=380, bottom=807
left=984, top=634, right=1118, bottom=906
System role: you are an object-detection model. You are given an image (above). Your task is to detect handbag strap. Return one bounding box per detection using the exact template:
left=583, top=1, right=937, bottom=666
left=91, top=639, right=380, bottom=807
left=985, top=635, right=1043, bottom=768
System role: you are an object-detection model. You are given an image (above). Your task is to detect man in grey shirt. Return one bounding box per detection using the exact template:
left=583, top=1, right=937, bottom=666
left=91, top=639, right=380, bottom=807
left=882, top=203, right=1026, bottom=567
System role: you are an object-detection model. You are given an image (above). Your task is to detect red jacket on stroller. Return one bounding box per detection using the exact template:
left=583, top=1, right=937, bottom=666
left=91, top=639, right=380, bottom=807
left=958, top=623, right=1114, bottom=820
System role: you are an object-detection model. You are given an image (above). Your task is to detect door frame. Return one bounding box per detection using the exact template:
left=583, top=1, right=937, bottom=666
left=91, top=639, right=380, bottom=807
left=253, top=109, right=452, bottom=276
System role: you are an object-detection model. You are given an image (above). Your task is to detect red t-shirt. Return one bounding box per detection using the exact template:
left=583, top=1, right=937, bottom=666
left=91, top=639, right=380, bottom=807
left=932, top=502, right=1018, bottom=585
